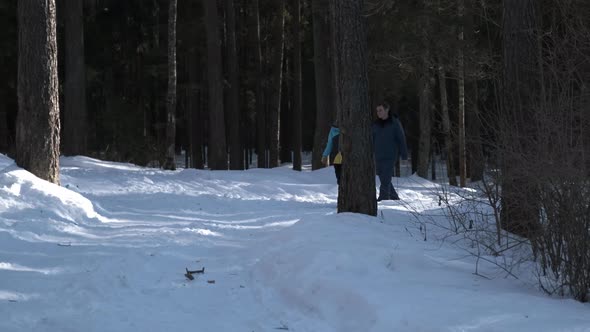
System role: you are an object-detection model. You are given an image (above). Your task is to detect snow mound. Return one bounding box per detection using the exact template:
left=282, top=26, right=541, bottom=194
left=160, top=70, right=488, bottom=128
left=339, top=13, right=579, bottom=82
left=0, top=163, right=102, bottom=225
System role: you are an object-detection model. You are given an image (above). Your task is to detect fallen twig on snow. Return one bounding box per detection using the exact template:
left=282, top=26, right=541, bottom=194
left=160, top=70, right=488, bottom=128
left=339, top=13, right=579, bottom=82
left=184, top=267, right=205, bottom=280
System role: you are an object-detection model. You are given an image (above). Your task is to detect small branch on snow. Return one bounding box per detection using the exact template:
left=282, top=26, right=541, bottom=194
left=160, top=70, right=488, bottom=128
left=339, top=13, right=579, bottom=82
left=187, top=267, right=205, bottom=274
left=184, top=267, right=205, bottom=280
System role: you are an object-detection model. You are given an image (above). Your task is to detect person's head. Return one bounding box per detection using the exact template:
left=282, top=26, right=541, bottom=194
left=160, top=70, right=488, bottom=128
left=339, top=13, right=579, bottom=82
left=376, top=101, right=390, bottom=120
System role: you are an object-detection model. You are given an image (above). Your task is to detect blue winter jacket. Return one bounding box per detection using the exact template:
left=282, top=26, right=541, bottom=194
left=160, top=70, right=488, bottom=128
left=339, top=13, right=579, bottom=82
left=322, top=126, right=340, bottom=158
left=372, top=116, right=408, bottom=162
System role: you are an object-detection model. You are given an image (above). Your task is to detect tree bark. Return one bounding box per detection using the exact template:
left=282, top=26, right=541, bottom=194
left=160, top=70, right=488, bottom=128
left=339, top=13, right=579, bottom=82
left=253, top=0, right=267, bottom=168
left=311, top=0, right=336, bottom=170
left=280, top=55, right=292, bottom=163
left=266, top=0, right=285, bottom=168
left=417, top=47, right=432, bottom=179
left=163, top=0, right=177, bottom=170
left=63, top=0, right=87, bottom=156
left=437, top=64, right=457, bottom=186
left=16, top=0, right=60, bottom=184
left=464, top=1, right=484, bottom=183
left=332, top=0, right=377, bottom=216
left=225, top=0, right=243, bottom=170
left=501, top=0, right=541, bottom=238
left=468, top=81, right=484, bottom=182
left=204, top=0, right=228, bottom=170
left=0, top=97, right=7, bottom=153
left=184, top=2, right=204, bottom=170
left=190, top=85, right=204, bottom=169
left=292, top=0, right=302, bottom=171
left=457, top=0, right=467, bottom=187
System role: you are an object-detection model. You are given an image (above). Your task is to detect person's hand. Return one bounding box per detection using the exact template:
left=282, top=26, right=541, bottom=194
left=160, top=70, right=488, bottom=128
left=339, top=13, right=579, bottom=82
left=321, top=156, right=328, bottom=166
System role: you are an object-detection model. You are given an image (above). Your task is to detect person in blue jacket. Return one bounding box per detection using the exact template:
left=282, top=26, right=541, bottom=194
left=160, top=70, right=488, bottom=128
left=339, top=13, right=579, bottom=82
left=373, top=101, right=408, bottom=201
left=321, top=123, right=342, bottom=185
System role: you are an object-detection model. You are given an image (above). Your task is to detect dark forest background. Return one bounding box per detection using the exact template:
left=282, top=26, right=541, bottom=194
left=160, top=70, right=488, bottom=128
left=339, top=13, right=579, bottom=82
left=1, top=0, right=501, bottom=174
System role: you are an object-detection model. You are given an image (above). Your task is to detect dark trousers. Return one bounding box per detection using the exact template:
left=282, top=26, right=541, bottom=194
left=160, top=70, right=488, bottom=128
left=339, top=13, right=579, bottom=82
left=376, top=159, right=399, bottom=200
left=334, top=164, right=342, bottom=185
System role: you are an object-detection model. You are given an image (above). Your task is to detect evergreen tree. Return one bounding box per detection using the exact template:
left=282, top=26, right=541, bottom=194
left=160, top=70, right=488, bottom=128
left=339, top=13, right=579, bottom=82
left=332, top=0, right=377, bottom=216
left=16, top=0, right=61, bottom=184
left=63, top=0, right=87, bottom=156
left=163, top=0, right=177, bottom=170
left=204, top=0, right=228, bottom=170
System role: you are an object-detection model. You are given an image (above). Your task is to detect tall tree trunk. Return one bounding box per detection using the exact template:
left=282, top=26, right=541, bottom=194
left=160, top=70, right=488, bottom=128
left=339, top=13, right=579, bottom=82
left=163, top=0, right=177, bottom=170
left=0, top=97, right=7, bottom=153
left=311, top=0, right=335, bottom=170
left=225, top=0, right=243, bottom=170
left=468, top=81, right=484, bottom=182
left=185, top=3, right=203, bottom=170
left=280, top=55, right=292, bottom=163
left=103, top=68, right=114, bottom=158
left=253, top=0, right=267, bottom=168
left=237, top=0, right=252, bottom=169
left=204, top=0, right=228, bottom=170
left=501, top=0, right=541, bottom=238
left=332, top=0, right=376, bottom=216
left=438, top=64, right=457, bottom=186
left=457, top=0, right=467, bottom=187
left=190, top=86, right=204, bottom=169
left=465, top=1, right=484, bottom=183
left=458, top=57, right=467, bottom=187
left=417, top=47, right=432, bottom=179
left=63, top=0, right=86, bottom=156
left=292, top=0, right=302, bottom=171
left=16, top=0, right=60, bottom=184
left=267, top=0, right=285, bottom=168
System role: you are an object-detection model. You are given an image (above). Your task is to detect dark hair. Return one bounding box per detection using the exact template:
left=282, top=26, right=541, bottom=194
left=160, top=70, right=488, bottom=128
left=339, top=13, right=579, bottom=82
left=377, top=101, right=390, bottom=111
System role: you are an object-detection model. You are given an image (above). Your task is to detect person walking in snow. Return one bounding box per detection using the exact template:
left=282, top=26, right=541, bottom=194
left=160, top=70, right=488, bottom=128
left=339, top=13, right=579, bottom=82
left=372, top=101, right=408, bottom=201
left=321, top=123, right=342, bottom=185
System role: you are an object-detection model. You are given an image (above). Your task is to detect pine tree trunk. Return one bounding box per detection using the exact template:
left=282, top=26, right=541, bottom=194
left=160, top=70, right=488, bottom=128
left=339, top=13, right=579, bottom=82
left=186, top=13, right=204, bottom=170
left=163, top=0, right=177, bottom=170
left=332, top=0, right=376, bottom=216
left=292, top=0, right=302, bottom=171
left=225, top=0, right=243, bottom=170
left=16, top=0, right=60, bottom=184
left=266, top=0, right=285, bottom=168
left=238, top=0, right=251, bottom=169
left=280, top=55, right=292, bottom=164
left=417, top=48, right=432, bottom=179
left=253, top=0, right=267, bottom=168
left=63, top=0, right=87, bottom=156
left=458, top=58, right=466, bottom=187
left=204, top=0, right=228, bottom=170
left=190, top=86, right=204, bottom=169
left=311, top=0, right=335, bottom=170
left=501, top=0, right=541, bottom=238
left=468, top=81, right=484, bottom=182
left=457, top=0, right=467, bottom=187
left=437, top=64, right=457, bottom=186
left=0, top=98, right=7, bottom=152
left=464, top=0, right=484, bottom=183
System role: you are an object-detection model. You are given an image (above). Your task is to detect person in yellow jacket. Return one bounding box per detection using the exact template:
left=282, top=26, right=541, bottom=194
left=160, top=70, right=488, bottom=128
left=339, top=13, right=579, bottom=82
left=321, top=123, right=342, bottom=185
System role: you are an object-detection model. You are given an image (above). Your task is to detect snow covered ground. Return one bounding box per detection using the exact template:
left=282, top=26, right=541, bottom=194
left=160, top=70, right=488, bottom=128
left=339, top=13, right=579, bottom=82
left=0, top=153, right=588, bottom=332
